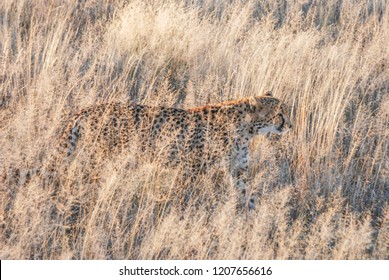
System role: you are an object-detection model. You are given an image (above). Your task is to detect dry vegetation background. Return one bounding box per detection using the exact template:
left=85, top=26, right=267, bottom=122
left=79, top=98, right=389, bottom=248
left=0, top=0, right=388, bottom=259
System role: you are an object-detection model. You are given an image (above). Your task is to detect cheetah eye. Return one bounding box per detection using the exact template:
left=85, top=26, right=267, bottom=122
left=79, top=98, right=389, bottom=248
left=277, top=113, right=285, bottom=128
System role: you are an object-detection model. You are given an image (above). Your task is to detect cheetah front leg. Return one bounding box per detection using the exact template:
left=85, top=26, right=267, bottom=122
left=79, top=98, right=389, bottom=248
left=230, top=144, right=255, bottom=210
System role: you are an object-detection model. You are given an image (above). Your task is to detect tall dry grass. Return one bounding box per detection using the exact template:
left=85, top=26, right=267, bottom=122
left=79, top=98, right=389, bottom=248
left=0, top=0, right=388, bottom=259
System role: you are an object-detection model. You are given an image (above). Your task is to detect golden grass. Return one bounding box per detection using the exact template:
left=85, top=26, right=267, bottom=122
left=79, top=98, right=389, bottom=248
left=0, top=0, right=388, bottom=259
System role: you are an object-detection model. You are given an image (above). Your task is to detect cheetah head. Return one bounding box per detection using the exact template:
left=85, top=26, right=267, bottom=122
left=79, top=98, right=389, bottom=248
left=248, top=91, right=293, bottom=135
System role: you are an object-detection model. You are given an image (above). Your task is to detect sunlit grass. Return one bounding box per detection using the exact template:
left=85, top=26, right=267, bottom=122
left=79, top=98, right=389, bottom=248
left=0, top=0, right=388, bottom=259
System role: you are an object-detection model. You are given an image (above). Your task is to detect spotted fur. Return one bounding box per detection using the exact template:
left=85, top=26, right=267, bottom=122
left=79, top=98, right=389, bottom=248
left=55, top=92, right=292, bottom=209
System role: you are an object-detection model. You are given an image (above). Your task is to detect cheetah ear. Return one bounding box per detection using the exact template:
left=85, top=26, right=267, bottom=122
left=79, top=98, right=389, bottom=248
left=264, top=91, right=273, bottom=97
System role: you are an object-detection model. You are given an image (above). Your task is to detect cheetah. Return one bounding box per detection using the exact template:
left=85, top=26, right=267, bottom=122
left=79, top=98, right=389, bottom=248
left=54, top=91, right=292, bottom=209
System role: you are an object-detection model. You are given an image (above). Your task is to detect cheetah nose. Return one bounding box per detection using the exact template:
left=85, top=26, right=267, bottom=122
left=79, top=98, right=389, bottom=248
left=290, top=123, right=293, bottom=129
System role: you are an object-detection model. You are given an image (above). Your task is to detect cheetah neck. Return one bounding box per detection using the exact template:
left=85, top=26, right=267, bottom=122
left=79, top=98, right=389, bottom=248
left=187, top=98, right=250, bottom=113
